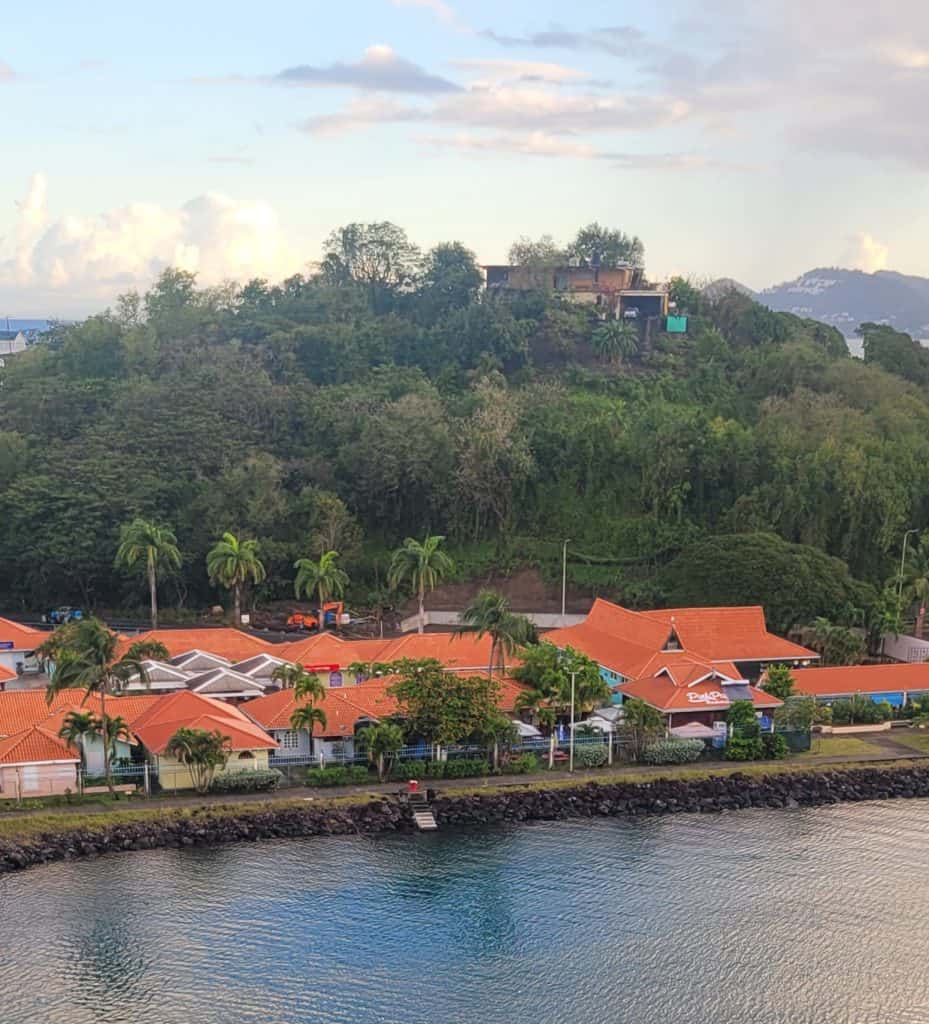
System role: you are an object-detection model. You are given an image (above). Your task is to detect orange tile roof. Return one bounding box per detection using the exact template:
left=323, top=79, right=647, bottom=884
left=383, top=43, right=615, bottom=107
left=277, top=633, right=389, bottom=666
left=641, top=606, right=816, bottom=662
left=115, top=629, right=273, bottom=662
left=130, top=690, right=277, bottom=754
left=0, top=617, right=47, bottom=651
left=616, top=676, right=782, bottom=713
left=0, top=688, right=163, bottom=740
left=246, top=669, right=527, bottom=736
left=547, top=598, right=816, bottom=676
left=791, top=663, right=929, bottom=697
left=0, top=665, right=16, bottom=683
left=245, top=682, right=399, bottom=736
left=0, top=725, right=79, bottom=765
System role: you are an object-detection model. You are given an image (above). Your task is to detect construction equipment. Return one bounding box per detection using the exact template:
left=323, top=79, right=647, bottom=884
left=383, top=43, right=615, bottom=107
left=45, top=606, right=84, bottom=625
left=286, top=612, right=319, bottom=631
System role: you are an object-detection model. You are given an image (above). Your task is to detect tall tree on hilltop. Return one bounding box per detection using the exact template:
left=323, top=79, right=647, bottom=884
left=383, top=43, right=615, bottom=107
left=320, top=222, right=421, bottom=310
left=39, top=619, right=148, bottom=795
left=206, top=532, right=266, bottom=628
left=115, top=518, right=182, bottom=629
left=568, top=222, right=645, bottom=268
left=388, top=535, right=454, bottom=634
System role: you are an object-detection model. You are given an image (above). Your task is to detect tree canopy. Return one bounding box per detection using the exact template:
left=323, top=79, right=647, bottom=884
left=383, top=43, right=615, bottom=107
left=0, top=219, right=923, bottom=645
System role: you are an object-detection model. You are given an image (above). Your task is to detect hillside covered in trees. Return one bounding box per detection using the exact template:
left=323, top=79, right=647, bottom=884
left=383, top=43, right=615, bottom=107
left=0, top=221, right=925, bottom=635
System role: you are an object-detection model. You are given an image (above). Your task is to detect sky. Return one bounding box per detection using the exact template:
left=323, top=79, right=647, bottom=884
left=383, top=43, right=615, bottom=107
left=2, top=0, right=928, bottom=316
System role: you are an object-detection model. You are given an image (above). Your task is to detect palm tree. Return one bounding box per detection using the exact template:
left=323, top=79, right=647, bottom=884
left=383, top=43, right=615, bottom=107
left=96, top=714, right=131, bottom=764
left=206, top=532, right=266, bottom=627
left=165, top=726, right=229, bottom=794
left=456, top=589, right=536, bottom=677
left=57, top=710, right=97, bottom=769
left=356, top=721, right=405, bottom=781
left=388, top=535, right=454, bottom=634
left=38, top=619, right=148, bottom=795
left=293, top=550, right=349, bottom=628
left=903, top=540, right=929, bottom=638
left=590, top=319, right=639, bottom=365
left=271, top=662, right=326, bottom=703
left=115, top=518, right=182, bottom=630
left=290, top=703, right=328, bottom=758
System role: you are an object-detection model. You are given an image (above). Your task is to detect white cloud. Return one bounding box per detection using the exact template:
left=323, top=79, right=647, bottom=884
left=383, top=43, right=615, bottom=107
left=390, top=0, right=454, bottom=21
left=450, top=59, right=591, bottom=85
left=0, top=176, right=301, bottom=315
left=843, top=232, right=890, bottom=273
left=275, top=44, right=460, bottom=94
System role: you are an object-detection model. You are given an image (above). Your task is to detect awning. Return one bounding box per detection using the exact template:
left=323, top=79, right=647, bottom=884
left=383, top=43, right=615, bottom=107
left=511, top=720, right=542, bottom=738
left=669, top=721, right=716, bottom=739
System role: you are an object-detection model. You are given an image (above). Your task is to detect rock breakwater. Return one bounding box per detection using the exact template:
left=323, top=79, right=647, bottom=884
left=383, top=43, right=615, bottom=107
left=4, top=765, right=929, bottom=874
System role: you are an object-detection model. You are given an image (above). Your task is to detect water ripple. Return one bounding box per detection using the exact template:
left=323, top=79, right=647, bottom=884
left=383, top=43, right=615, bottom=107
left=3, top=803, right=929, bottom=1023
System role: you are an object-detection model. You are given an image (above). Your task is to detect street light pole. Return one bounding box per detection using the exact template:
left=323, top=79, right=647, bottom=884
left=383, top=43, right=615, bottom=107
left=569, top=670, right=576, bottom=773
left=898, top=529, right=919, bottom=604
left=561, top=539, right=571, bottom=624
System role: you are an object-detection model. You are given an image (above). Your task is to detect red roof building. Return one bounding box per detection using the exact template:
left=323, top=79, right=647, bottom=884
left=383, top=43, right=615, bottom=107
left=545, top=598, right=807, bottom=727
left=791, top=663, right=929, bottom=704
left=115, top=629, right=273, bottom=663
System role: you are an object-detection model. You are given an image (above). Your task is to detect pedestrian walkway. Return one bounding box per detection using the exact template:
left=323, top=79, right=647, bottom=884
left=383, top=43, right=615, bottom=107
left=4, top=745, right=929, bottom=823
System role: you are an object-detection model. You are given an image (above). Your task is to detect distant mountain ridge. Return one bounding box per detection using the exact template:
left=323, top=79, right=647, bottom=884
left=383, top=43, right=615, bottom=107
left=708, top=267, right=929, bottom=340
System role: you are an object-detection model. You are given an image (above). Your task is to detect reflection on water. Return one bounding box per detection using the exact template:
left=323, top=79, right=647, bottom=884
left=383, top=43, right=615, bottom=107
left=3, top=802, right=929, bottom=1023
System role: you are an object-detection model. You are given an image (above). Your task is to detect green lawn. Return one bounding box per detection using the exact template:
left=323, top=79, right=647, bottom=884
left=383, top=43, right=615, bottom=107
left=801, top=736, right=883, bottom=758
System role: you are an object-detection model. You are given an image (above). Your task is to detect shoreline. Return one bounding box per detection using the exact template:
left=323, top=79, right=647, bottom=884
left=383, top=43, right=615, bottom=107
left=5, top=762, right=929, bottom=874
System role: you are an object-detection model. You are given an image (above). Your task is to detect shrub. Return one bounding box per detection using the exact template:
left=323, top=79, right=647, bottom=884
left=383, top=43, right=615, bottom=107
left=642, top=739, right=705, bottom=765
left=503, top=753, right=540, bottom=775
left=444, top=758, right=491, bottom=779
left=813, top=703, right=833, bottom=726
left=390, top=761, right=444, bottom=781
left=305, top=766, right=371, bottom=787
left=725, top=736, right=764, bottom=761
left=831, top=695, right=890, bottom=726
left=211, top=769, right=283, bottom=793
left=572, top=743, right=608, bottom=768
left=761, top=733, right=789, bottom=760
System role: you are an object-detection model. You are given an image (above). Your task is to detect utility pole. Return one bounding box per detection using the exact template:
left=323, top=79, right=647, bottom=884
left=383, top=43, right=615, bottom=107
left=561, top=539, right=571, bottom=624
left=569, top=670, right=576, bottom=773
left=898, top=529, right=919, bottom=604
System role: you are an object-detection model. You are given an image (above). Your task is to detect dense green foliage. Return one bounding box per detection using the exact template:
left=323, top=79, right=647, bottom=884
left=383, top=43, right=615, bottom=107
left=641, top=738, right=705, bottom=764
left=2, top=222, right=926, bottom=633
left=210, top=769, right=283, bottom=793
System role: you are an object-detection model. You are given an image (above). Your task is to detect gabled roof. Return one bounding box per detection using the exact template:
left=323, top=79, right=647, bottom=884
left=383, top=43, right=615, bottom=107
left=0, top=725, right=80, bottom=766
left=245, top=682, right=400, bottom=737
left=230, top=653, right=292, bottom=679
left=375, top=632, right=500, bottom=671
left=186, top=667, right=266, bottom=697
left=547, top=598, right=816, bottom=676
left=130, top=690, right=277, bottom=754
left=791, top=663, right=929, bottom=697
left=0, top=665, right=16, bottom=684
left=277, top=633, right=388, bottom=667
left=0, top=617, right=47, bottom=652
left=116, top=629, right=272, bottom=662
left=169, top=649, right=233, bottom=672
left=641, top=606, right=816, bottom=662
left=0, top=689, right=163, bottom=740
left=123, top=660, right=191, bottom=690
left=616, top=676, right=782, bottom=713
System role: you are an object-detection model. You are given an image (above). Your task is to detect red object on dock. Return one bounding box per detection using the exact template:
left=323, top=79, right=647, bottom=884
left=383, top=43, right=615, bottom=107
left=408, top=779, right=419, bottom=794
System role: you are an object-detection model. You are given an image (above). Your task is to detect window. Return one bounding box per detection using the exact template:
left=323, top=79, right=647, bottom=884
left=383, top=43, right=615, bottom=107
left=238, top=750, right=254, bottom=760
left=278, top=731, right=300, bottom=749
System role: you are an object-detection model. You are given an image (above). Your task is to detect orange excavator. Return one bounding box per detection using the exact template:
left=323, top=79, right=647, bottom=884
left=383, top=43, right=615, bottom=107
left=286, top=602, right=345, bottom=631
